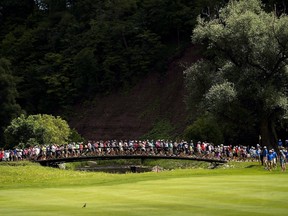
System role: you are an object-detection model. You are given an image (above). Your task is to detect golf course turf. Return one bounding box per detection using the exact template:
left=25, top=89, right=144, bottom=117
left=0, top=161, right=287, bottom=216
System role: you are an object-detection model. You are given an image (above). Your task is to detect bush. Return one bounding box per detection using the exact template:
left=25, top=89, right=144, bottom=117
left=68, top=128, right=84, bottom=143
left=184, top=115, right=223, bottom=144
left=4, top=114, right=71, bottom=148
left=140, top=119, right=175, bottom=140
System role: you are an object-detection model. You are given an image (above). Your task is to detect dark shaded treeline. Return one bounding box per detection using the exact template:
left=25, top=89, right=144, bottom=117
left=0, top=0, right=228, bottom=145
left=0, top=0, right=199, bottom=114
left=0, top=0, right=286, bottom=145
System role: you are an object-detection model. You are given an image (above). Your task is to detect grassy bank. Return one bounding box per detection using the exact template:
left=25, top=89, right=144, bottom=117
left=65, top=159, right=213, bottom=170
left=0, top=161, right=287, bottom=215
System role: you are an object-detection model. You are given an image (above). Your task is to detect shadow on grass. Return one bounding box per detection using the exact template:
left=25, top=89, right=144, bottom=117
left=245, top=165, right=258, bottom=168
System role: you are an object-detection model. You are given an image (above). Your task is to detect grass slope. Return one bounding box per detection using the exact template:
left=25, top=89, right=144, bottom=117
left=0, top=161, right=287, bottom=216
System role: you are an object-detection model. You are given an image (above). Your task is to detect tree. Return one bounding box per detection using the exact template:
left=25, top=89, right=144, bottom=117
left=0, top=0, right=35, bottom=21
left=185, top=0, right=288, bottom=149
left=4, top=114, right=71, bottom=148
left=184, top=114, right=223, bottom=145
left=0, top=58, right=22, bottom=147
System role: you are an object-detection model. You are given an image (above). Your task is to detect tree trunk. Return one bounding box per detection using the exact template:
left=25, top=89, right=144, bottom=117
left=260, top=116, right=278, bottom=150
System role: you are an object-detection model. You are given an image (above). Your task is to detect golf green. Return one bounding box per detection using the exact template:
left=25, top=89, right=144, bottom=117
left=0, top=162, right=287, bottom=216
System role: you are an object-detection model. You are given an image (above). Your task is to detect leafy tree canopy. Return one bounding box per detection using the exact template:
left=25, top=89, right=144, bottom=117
left=184, top=114, right=223, bottom=145
left=0, top=0, right=201, bottom=115
left=185, top=0, right=288, bottom=148
left=0, top=58, right=22, bottom=146
left=0, top=0, right=286, bottom=145
left=4, top=114, right=70, bottom=148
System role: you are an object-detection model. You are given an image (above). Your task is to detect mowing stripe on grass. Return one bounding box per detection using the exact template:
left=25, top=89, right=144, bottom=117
left=1, top=168, right=288, bottom=216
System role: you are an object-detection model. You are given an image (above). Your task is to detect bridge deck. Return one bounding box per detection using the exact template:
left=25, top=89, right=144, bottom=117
left=36, top=155, right=227, bottom=166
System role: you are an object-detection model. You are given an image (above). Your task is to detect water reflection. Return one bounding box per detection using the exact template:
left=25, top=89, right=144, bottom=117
left=76, top=165, right=152, bottom=174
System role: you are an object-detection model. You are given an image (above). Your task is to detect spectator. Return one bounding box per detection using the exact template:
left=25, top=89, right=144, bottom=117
left=0, top=149, right=3, bottom=161
left=267, top=150, right=274, bottom=171
left=271, top=149, right=278, bottom=169
left=278, top=139, right=283, bottom=148
left=262, top=146, right=268, bottom=168
left=279, top=148, right=286, bottom=172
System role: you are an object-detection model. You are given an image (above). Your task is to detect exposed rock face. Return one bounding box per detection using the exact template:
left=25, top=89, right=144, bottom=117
left=69, top=46, right=199, bottom=140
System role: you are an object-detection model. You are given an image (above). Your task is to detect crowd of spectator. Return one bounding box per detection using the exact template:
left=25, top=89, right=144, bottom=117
left=0, top=139, right=287, bottom=171
left=259, top=139, right=288, bottom=172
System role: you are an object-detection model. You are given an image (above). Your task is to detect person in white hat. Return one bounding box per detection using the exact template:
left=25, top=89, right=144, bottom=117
left=267, top=150, right=274, bottom=171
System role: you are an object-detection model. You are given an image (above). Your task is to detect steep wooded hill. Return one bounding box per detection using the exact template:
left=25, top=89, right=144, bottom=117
left=69, top=45, right=199, bottom=140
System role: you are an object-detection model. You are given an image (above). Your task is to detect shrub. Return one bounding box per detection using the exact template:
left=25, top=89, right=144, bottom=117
left=184, top=115, right=223, bottom=144
left=4, top=114, right=70, bottom=148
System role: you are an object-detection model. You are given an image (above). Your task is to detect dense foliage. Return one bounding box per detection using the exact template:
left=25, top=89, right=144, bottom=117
left=0, top=0, right=231, bottom=145
left=0, top=0, right=199, bottom=115
left=0, top=0, right=287, bottom=146
left=0, top=58, right=22, bottom=146
left=184, top=114, right=223, bottom=144
left=185, top=0, right=288, bottom=148
left=4, top=114, right=70, bottom=148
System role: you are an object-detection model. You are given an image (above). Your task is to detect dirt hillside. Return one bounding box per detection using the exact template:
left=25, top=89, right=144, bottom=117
left=69, top=45, right=199, bottom=140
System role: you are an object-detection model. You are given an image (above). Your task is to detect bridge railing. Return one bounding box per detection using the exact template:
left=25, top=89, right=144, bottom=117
left=33, top=146, right=229, bottom=163
left=3, top=144, right=259, bottom=164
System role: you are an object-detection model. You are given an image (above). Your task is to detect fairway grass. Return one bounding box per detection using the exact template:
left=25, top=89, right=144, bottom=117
left=0, top=162, right=287, bottom=216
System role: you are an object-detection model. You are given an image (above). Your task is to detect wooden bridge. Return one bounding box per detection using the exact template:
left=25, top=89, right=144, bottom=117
left=35, top=155, right=228, bottom=167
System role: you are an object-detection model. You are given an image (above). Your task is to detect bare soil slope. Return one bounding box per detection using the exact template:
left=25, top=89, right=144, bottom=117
left=69, top=45, right=199, bottom=140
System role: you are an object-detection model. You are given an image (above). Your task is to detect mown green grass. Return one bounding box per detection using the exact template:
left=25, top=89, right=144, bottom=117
left=0, top=161, right=287, bottom=216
